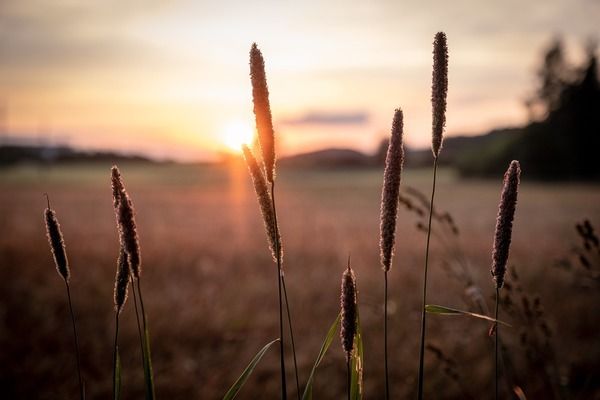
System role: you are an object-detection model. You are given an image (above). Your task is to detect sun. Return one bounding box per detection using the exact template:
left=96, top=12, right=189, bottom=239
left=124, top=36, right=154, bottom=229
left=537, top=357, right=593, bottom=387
left=221, top=120, right=255, bottom=152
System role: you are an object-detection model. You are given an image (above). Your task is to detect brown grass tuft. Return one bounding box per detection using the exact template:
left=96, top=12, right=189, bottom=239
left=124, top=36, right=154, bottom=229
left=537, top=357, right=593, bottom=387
left=340, top=260, right=357, bottom=361
left=111, top=166, right=142, bottom=278
left=431, top=31, right=448, bottom=158
left=114, top=249, right=130, bottom=314
left=491, top=160, right=521, bottom=288
left=249, top=43, right=276, bottom=183
left=379, top=108, right=405, bottom=271
left=44, top=206, right=70, bottom=282
left=242, top=145, right=282, bottom=262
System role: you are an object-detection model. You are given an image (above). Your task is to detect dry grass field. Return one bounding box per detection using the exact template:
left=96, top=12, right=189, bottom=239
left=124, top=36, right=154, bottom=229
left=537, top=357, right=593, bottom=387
left=0, top=161, right=599, bottom=399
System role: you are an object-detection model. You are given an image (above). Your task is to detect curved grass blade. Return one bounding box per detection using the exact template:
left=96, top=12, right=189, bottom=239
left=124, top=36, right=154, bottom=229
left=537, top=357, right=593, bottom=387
left=142, top=318, right=156, bottom=400
left=223, top=338, right=280, bottom=400
left=350, top=313, right=363, bottom=400
left=302, top=314, right=341, bottom=400
left=114, top=346, right=122, bottom=400
left=425, top=304, right=512, bottom=326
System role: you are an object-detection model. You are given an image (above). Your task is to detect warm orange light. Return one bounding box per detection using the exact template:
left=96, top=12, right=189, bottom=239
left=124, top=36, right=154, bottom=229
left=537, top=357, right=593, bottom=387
left=221, top=120, right=255, bottom=152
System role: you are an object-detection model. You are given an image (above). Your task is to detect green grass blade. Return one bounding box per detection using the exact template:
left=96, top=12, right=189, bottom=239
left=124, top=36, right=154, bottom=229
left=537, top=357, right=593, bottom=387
left=114, top=346, right=122, bottom=400
left=350, top=313, right=363, bottom=400
left=425, top=304, right=512, bottom=326
left=223, top=338, right=280, bottom=400
left=142, top=317, right=156, bottom=400
left=301, top=314, right=341, bottom=400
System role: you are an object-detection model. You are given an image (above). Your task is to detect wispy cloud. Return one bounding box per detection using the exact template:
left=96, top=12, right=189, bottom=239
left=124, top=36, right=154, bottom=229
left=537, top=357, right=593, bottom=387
left=280, top=111, right=369, bottom=127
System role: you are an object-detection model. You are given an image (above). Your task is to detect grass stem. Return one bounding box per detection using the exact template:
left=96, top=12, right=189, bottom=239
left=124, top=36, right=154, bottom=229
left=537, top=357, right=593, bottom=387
left=347, top=357, right=351, bottom=400
left=384, top=270, right=390, bottom=400
left=136, top=277, right=156, bottom=400
left=65, top=282, right=84, bottom=400
left=131, top=275, right=146, bottom=369
left=417, top=157, right=439, bottom=400
left=281, top=275, right=301, bottom=400
left=270, top=181, right=288, bottom=400
left=495, top=287, right=499, bottom=400
left=113, top=312, right=120, bottom=400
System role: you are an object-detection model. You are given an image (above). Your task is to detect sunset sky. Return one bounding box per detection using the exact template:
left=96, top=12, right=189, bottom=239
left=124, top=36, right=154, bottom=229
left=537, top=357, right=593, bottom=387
left=1, top=0, right=598, bottom=161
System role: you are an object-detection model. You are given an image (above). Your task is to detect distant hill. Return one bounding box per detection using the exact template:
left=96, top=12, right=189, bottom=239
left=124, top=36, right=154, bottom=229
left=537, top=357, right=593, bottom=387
left=279, top=148, right=374, bottom=168
left=0, top=144, right=155, bottom=167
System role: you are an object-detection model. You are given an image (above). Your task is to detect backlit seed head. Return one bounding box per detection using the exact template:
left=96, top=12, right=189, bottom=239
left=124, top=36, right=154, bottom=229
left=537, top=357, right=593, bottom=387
left=250, top=43, right=276, bottom=183
left=380, top=109, right=404, bottom=271
left=340, top=260, right=357, bottom=360
left=431, top=32, right=449, bottom=158
left=491, top=160, right=521, bottom=289
left=44, top=206, right=70, bottom=282
left=114, top=249, right=130, bottom=314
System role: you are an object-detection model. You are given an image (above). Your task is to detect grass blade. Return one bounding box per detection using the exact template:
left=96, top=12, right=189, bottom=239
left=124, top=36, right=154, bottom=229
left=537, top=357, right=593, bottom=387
left=142, top=317, right=156, bottom=400
left=114, top=346, right=122, bottom=400
left=223, top=338, right=280, bottom=400
left=302, top=314, right=341, bottom=400
left=350, top=313, right=363, bottom=400
left=425, top=304, right=512, bottom=326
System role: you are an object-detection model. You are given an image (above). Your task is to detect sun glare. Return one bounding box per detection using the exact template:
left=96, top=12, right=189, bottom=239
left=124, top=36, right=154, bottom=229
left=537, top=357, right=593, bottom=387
left=222, top=120, right=255, bottom=152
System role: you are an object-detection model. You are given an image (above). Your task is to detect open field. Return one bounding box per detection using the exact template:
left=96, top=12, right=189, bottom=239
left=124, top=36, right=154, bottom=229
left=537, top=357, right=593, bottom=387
left=0, top=162, right=599, bottom=399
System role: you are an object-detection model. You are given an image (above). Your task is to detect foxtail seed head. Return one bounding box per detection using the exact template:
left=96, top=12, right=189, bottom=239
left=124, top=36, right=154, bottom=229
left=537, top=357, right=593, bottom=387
left=250, top=43, right=276, bottom=183
left=431, top=32, right=448, bottom=158
left=114, top=249, right=130, bottom=314
left=44, top=203, right=70, bottom=282
left=340, top=259, right=357, bottom=361
left=242, top=145, right=282, bottom=263
left=491, top=160, right=521, bottom=289
left=111, top=166, right=142, bottom=278
left=379, top=109, right=405, bottom=271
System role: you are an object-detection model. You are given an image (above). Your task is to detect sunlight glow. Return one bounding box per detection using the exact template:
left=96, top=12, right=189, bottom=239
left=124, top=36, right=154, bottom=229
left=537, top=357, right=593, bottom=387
left=221, top=120, right=255, bottom=152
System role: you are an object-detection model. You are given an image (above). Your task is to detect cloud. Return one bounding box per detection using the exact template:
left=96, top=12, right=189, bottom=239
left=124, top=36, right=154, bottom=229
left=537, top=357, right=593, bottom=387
left=280, top=111, right=369, bottom=127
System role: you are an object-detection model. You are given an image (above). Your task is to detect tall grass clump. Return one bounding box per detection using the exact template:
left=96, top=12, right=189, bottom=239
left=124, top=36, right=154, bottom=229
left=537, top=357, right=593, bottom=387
left=111, top=166, right=155, bottom=400
left=491, top=160, right=521, bottom=400
left=379, top=108, right=404, bottom=399
left=418, top=31, right=448, bottom=400
left=340, top=259, right=358, bottom=400
left=246, top=42, right=299, bottom=399
left=43, top=194, right=85, bottom=400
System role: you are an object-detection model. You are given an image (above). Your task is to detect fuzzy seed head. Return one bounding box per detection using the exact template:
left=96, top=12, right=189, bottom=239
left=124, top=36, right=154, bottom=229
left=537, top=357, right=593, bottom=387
left=111, top=166, right=142, bottom=278
left=491, top=160, right=521, bottom=289
left=340, top=263, right=357, bottom=360
left=114, top=249, right=130, bottom=314
left=380, top=109, right=405, bottom=271
left=242, top=145, right=282, bottom=263
left=431, top=32, right=449, bottom=158
left=44, top=208, right=70, bottom=282
left=250, top=43, right=276, bottom=183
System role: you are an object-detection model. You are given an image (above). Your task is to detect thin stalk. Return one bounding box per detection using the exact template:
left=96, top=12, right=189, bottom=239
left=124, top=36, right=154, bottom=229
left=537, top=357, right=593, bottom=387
left=65, top=282, right=84, bottom=400
left=131, top=275, right=145, bottom=368
left=281, top=275, right=301, bottom=400
left=384, top=270, right=390, bottom=400
left=136, top=277, right=156, bottom=400
left=347, top=357, right=351, bottom=400
left=270, top=181, right=288, bottom=400
left=417, top=157, right=438, bottom=400
left=113, top=313, right=120, bottom=400
left=495, top=288, right=499, bottom=400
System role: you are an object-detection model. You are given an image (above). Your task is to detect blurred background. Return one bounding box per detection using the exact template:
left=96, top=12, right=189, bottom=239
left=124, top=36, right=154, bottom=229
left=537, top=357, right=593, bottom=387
left=0, top=0, right=599, bottom=399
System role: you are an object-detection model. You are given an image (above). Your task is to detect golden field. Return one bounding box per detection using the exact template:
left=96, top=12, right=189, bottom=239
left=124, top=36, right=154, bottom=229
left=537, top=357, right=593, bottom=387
left=0, top=162, right=598, bottom=399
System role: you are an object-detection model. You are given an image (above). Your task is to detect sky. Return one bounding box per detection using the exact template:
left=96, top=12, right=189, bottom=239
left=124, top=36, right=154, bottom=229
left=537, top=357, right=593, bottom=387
left=0, top=0, right=598, bottom=161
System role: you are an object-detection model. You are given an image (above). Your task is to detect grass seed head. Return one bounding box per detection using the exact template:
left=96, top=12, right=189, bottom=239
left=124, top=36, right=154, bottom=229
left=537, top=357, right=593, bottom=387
left=340, top=260, right=357, bottom=360
left=114, top=249, right=130, bottom=314
left=249, top=43, right=276, bottom=183
left=44, top=205, right=70, bottom=282
left=492, top=160, right=521, bottom=289
left=242, top=145, right=282, bottom=263
left=432, top=31, right=448, bottom=158
left=111, top=166, right=142, bottom=278
left=380, top=109, right=405, bottom=271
